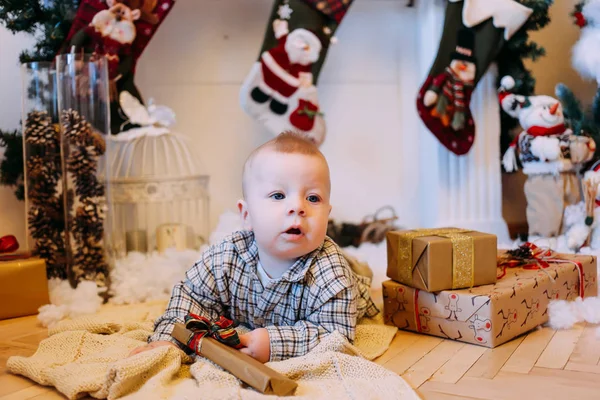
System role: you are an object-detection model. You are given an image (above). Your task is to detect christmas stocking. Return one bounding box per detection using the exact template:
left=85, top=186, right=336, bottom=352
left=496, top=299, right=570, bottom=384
left=240, top=0, right=354, bottom=146
left=416, top=0, right=533, bottom=155
left=62, top=0, right=176, bottom=135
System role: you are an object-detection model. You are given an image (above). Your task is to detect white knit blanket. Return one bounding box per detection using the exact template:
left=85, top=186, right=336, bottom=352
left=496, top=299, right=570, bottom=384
left=7, top=301, right=420, bottom=400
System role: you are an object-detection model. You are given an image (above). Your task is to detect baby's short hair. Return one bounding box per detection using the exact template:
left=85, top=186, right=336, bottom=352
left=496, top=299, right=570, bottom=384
left=269, top=131, right=322, bottom=155
left=242, top=131, right=328, bottom=197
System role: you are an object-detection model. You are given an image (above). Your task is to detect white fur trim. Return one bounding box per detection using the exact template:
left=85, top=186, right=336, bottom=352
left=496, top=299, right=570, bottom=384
left=449, top=0, right=533, bottom=40
left=261, top=51, right=300, bottom=88
left=521, top=160, right=574, bottom=175
left=502, top=146, right=518, bottom=172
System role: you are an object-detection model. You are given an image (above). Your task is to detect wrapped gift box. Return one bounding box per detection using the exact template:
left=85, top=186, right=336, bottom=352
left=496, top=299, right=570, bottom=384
left=383, top=253, right=597, bottom=347
left=386, top=228, right=497, bottom=292
left=0, top=257, right=50, bottom=320
left=172, top=323, right=297, bottom=396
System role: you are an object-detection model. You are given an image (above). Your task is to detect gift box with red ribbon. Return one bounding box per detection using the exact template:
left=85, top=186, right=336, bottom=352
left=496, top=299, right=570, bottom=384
left=171, top=314, right=297, bottom=396
left=383, top=245, right=597, bottom=347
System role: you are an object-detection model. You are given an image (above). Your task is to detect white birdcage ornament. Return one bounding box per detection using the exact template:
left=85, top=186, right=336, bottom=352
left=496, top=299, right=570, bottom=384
left=107, top=92, right=209, bottom=257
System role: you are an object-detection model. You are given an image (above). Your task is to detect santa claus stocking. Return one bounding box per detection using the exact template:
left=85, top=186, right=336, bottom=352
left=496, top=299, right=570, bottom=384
left=416, top=0, right=533, bottom=155
left=240, top=0, right=354, bottom=146
left=63, top=0, right=176, bottom=135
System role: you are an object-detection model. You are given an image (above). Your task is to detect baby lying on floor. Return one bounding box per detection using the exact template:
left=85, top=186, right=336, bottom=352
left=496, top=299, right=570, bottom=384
left=130, top=131, right=378, bottom=362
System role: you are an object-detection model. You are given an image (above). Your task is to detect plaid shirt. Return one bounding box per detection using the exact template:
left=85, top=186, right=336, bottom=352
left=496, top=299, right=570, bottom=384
left=150, top=230, right=379, bottom=361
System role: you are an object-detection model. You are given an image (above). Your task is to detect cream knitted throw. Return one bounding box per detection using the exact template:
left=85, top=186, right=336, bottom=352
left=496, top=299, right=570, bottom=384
left=7, top=301, right=420, bottom=400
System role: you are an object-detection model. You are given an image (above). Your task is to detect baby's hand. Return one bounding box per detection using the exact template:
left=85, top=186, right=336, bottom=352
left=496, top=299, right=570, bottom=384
left=239, top=328, right=270, bottom=363
left=128, top=340, right=179, bottom=358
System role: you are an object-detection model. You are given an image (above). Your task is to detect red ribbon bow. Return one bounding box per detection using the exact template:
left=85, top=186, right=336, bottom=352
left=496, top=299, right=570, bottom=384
left=183, top=313, right=243, bottom=352
left=0, top=235, right=19, bottom=254
left=497, top=242, right=585, bottom=298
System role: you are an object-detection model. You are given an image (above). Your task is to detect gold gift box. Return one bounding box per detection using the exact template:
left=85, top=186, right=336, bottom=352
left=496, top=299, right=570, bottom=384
left=387, top=228, right=498, bottom=292
left=0, top=257, right=49, bottom=320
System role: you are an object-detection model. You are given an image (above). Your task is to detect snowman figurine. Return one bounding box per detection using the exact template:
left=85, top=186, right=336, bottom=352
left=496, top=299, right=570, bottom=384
left=500, top=76, right=596, bottom=238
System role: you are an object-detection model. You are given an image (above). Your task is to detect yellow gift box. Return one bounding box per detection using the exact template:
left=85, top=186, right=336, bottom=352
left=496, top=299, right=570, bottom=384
left=0, top=257, right=50, bottom=320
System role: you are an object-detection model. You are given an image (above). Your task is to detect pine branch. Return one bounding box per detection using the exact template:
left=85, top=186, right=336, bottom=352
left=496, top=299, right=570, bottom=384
left=556, top=83, right=584, bottom=123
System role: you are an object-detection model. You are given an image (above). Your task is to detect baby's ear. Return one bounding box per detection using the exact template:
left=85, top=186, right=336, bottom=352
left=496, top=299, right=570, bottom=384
left=237, top=200, right=251, bottom=230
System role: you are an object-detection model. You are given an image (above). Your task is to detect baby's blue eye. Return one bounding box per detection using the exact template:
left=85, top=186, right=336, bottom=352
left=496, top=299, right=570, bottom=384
left=307, top=195, right=320, bottom=203
left=271, top=193, right=285, bottom=200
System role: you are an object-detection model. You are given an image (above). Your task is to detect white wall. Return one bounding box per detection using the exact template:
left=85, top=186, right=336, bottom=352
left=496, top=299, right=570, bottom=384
left=134, top=0, right=420, bottom=233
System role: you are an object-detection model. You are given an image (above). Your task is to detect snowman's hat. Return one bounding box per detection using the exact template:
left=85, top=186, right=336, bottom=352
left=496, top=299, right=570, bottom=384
left=498, top=76, right=531, bottom=118
left=451, top=29, right=476, bottom=63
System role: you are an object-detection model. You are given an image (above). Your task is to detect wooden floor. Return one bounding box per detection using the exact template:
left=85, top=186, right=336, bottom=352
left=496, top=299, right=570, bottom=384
left=1, top=304, right=599, bottom=399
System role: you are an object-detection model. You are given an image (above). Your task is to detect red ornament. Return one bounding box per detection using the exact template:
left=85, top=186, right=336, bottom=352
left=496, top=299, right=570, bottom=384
left=0, top=235, right=19, bottom=254
left=574, top=11, right=587, bottom=28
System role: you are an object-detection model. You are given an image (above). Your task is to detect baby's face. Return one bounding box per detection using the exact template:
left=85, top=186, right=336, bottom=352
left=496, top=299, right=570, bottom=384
left=242, top=150, right=331, bottom=261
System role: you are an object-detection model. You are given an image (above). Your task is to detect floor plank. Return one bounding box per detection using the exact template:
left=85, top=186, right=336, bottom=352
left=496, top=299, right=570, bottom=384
left=423, top=371, right=600, bottom=400
left=568, top=324, right=600, bottom=365
left=535, top=324, right=585, bottom=369
left=564, top=362, right=600, bottom=374
left=0, top=385, right=52, bottom=400
left=501, top=326, right=555, bottom=374
left=374, top=330, right=421, bottom=366
left=417, top=389, right=488, bottom=400
left=401, top=340, right=465, bottom=388
left=383, top=335, right=444, bottom=376
left=464, top=335, right=525, bottom=379
left=430, top=344, right=487, bottom=384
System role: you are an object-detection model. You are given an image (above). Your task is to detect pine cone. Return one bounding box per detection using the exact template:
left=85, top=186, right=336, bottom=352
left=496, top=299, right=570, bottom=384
left=67, top=147, right=97, bottom=176
left=34, top=235, right=67, bottom=279
left=27, top=158, right=60, bottom=203
left=89, top=132, right=106, bottom=156
left=61, top=109, right=92, bottom=146
left=74, top=173, right=105, bottom=200
left=24, top=110, right=59, bottom=148
left=73, top=243, right=108, bottom=286
left=73, top=200, right=104, bottom=243
left=28, top=206, right=53, bottom=239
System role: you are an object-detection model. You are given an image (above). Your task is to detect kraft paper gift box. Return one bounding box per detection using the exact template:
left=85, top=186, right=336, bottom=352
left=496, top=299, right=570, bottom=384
left=386, top=228, right=498, bottom=292
left=382, top=253, right=597, bottom=347
left=0, top=257, right=50, bottom=320
left=172, top=323, right=298, bottom=396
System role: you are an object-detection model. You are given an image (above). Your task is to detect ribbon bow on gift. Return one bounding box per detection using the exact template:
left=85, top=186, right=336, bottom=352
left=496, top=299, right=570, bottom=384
left=183, top=313, right=243, bottom=352
left=0, top=235, right=19, bottom=254
left=497, top=242, right=585, bottom=297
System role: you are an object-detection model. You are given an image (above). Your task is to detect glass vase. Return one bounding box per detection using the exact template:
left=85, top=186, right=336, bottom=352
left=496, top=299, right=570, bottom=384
left=55, top=53, right=113, bottom=290
left=21, top=61, right=66, bottom=279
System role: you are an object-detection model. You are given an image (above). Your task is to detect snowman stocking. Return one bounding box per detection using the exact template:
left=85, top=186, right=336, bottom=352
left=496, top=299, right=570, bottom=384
left=240, top=0, right=354, bottom=146
left=416, top=0, right=533, bottom=155
left=63, top=0, right=176, bottom=135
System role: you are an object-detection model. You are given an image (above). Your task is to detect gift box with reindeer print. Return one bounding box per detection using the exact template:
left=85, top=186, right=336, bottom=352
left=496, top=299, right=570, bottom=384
left=382, top=253, right=597, bottom=347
